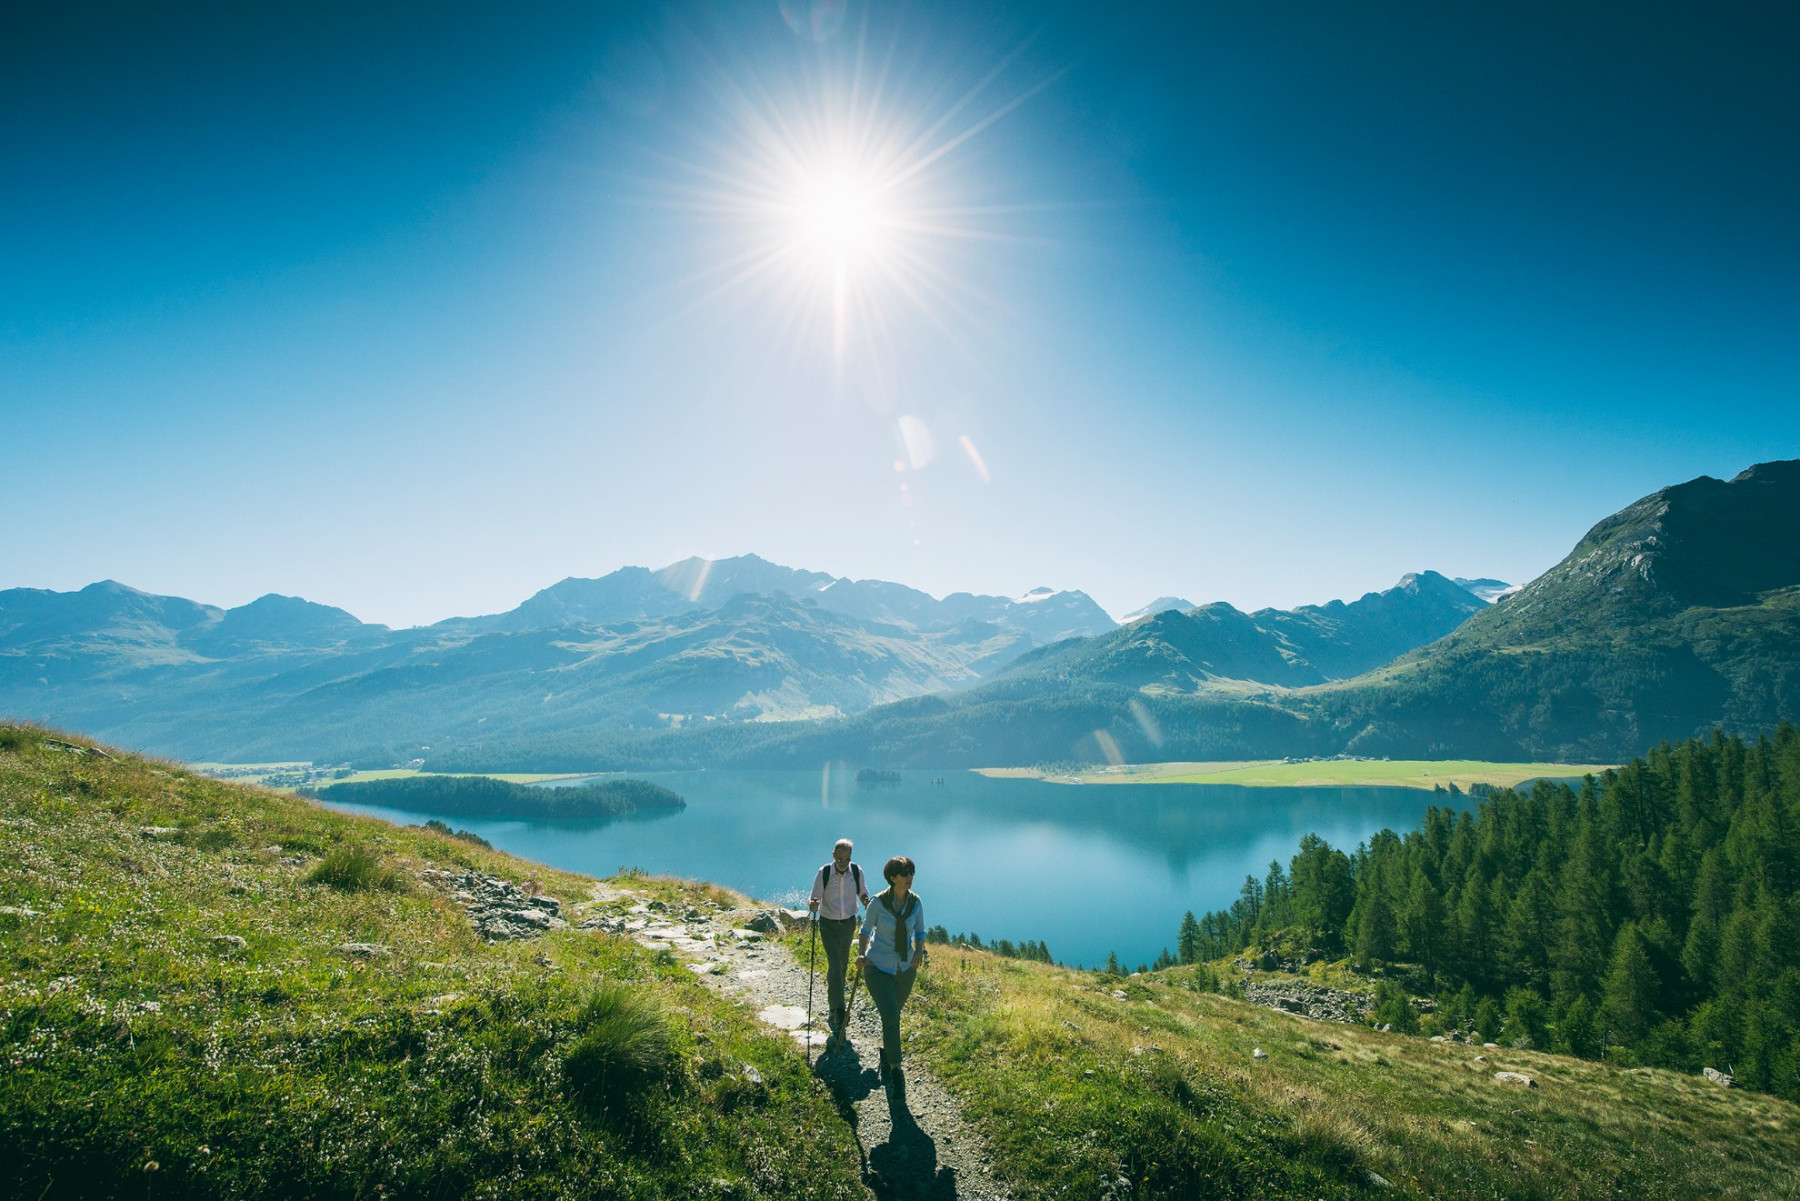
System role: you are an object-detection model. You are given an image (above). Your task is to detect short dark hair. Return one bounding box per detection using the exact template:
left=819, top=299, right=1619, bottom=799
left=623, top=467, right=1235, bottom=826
left=883, top=855, right=915, bottom=883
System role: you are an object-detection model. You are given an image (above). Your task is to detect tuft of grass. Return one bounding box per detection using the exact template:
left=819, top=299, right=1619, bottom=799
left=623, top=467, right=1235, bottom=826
left=564, top=983, right=676, bottom=1118
left=0, top=724, right=34, bottom=754
left=306, top=844, right=407, bottom=893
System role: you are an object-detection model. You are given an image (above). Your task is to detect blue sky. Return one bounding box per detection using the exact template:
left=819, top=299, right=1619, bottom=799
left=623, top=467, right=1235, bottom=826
left=4, top=1, right=1796, bottom=627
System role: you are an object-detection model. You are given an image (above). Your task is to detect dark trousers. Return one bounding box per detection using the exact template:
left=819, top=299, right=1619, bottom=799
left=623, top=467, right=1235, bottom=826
left=820, top=917, right=856, bottom=1027
left=864, top=963, right=916, bottom=1067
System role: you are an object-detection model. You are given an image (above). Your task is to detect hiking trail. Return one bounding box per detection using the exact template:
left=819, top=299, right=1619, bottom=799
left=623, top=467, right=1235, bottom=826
left=582, top=887, right=1010, bottom=1201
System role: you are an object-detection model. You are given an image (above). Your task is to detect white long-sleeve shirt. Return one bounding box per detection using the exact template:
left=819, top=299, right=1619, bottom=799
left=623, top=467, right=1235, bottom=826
left=809, top=862, right=869, bottom=920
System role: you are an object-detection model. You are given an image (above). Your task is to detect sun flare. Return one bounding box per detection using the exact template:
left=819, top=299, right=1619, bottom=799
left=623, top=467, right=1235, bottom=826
left=654, top=25, right=1049, bottom=374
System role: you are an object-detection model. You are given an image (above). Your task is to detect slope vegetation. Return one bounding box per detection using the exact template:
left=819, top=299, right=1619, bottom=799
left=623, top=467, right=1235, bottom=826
left=0, top=725, right=863, bottom=1200
left=4, top=725, right=1797, bottom=1199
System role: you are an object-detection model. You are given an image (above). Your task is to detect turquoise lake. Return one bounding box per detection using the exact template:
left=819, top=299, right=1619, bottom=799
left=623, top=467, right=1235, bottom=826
left=324, top=767, right=1462, bottom=968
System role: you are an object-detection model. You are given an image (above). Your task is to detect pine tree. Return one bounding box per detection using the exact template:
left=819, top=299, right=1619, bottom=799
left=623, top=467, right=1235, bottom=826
left=1600, top=922, right=1662, bottom=1044
left=1556, top=994, right=1601, bottom=1059
left=1472, top=995, right=1503, bottom=1043
left=1177, top=910, right=1201, bottom=965
left=1501, top=986, right=1549, bottom=1049
left=1289, top=834, right=1355, bottom=949
left=1497, top=871, right=1552, bottom=991
left=1399, top=861, right=1445, bottom=982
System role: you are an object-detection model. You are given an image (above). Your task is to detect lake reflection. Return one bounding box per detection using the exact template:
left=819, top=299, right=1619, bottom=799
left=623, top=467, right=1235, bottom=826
left=324, top=767, right=1460, bottom=968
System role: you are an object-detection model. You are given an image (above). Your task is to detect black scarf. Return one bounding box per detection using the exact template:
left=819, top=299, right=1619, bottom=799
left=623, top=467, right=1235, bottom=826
left=878, top=887, right=917, bottom=965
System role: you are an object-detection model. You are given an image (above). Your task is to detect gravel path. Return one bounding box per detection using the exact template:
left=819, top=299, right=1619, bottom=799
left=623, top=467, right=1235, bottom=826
left=582, top=890, right=1010, bottom=1201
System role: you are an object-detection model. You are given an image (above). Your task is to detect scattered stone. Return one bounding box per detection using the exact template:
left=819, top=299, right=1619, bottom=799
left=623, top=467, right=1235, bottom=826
left=579, top=914, right=632, bottom=934
left=1110, top=990, right=1129, bottom=1001
left=1474, top=1054, right=1488, bottom=1063
left=1703, top=1067, right=1737, bottom=1088
left=211, top=934, right=248, bottom=950
left=262, top=845, right=284, bottom=854
left=1243, top=980, right=1372, bottom=1025
left=740, top=1064, right=763, bottom=1087
left=1430, top=1035, right=1448, bottom=1042
left=1494, top=1071, right=1536, bottom=1088
left=756, top=1004, right=809, bottom=1031
left=0, top=905, right=43, bottom=919
left=1483, top=1042, right=1500, bottom=1049
left=337, top=942, right=391, bottom=958
left=745, top=911, right=783, bottom=936
left=1367, top=1169, right=1392, bottom=1188
left=420, top=868, right=569, bottom=942
left=1252, top=1048, right=1268, bottom=1060
left=139, top=826, right=182, bottom=839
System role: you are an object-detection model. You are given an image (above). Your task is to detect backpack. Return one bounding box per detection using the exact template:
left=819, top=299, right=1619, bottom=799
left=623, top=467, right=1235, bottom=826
left=818, top=862, right=865, bottom=899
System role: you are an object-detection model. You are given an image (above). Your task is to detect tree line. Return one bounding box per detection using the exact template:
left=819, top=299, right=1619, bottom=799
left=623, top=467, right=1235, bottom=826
left=925, top=925, right=1054, bottom=964
left=1174, top=726, right=1800, bottom=1100
left=310, top=775, right=685, bottom=820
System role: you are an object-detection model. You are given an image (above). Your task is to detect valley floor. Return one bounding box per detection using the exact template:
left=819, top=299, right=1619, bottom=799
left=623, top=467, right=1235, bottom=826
left=981, top=759, right=1617, bottom=790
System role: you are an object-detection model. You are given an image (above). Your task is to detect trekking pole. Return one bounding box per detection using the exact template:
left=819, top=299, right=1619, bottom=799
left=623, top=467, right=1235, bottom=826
left=805, top=912, right=819, bottom=1067
left=843, top=961, right=864, bottom=1036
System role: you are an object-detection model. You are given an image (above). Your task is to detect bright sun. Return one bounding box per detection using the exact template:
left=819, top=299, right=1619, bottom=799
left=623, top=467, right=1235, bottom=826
left=794, top=166, right=888, bottom=261
left=661, top=26, right=1046, bottom=371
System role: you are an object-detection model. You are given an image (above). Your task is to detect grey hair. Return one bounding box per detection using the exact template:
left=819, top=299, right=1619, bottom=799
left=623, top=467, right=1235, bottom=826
left=834, top=838, right=853, bottom=852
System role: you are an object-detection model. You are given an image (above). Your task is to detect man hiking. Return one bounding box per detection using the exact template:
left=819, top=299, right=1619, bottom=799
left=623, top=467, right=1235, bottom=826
left=808, top=837, right=871, bottom=1048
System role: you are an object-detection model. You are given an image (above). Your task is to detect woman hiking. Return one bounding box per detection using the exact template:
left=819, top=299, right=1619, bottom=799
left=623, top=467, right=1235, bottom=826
left=856, top=855, right=928, bottom=1102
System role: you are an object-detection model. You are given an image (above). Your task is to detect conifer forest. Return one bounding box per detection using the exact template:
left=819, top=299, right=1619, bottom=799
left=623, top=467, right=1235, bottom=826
left=1178, top=727, right=1800, bottom=1100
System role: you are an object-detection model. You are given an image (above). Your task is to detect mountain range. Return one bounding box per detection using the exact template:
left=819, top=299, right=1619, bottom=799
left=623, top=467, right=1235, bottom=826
left=585, top=459, right=1795, bottom=772
left=0, top=553, right=1496, bottom=765
left=17, top=460, right=1794, bottom=770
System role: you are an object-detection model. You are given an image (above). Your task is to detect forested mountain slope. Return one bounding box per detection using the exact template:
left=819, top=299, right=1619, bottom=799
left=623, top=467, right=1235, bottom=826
left=1180, top=727, right=1800, bottom=1102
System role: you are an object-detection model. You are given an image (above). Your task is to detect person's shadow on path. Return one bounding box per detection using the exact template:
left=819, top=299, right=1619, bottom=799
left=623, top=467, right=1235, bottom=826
left=812, top=1045, right=962, bottom=1199
left=812, top=1042, right=879, bottom=1125
left=869, top=1103, right=960, bottom=1199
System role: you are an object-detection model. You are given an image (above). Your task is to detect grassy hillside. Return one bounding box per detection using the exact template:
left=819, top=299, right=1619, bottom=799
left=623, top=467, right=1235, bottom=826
left=0, top=725, right=863, bottom=1200
left=6, top=724, right=1798, bottom=1199
left=907, top=953, right=1799, bottom=1200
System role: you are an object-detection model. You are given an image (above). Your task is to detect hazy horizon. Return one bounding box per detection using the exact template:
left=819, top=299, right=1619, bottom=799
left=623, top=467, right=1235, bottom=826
left=18, top=549, right=1517, bottom=631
